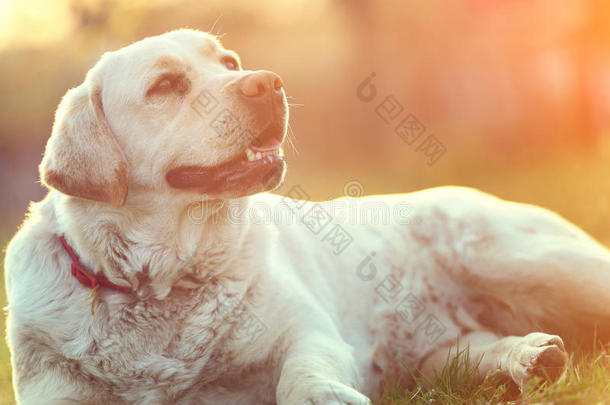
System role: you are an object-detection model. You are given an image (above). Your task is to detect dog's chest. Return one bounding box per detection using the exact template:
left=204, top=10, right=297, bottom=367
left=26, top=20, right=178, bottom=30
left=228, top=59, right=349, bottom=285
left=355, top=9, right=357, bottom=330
left=83, top=283, right=251, bottom=401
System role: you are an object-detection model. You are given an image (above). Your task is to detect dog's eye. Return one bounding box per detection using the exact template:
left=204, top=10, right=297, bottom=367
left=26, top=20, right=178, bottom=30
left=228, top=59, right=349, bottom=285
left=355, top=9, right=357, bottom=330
left=173, top=77, right=191, bottom=95
left=222, top=56, right=239, bottom=71
left=148, top=74, right=191, bottom=97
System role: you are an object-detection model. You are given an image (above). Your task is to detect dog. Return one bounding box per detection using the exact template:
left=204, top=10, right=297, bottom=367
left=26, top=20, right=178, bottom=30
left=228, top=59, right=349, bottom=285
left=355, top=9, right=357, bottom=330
left=4, top=29, right=610, bottom=404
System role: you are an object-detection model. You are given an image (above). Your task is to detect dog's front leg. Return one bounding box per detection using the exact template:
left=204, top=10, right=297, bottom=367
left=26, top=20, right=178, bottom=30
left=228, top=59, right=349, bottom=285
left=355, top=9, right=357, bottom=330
left=275, top=332, right=371, bottom=405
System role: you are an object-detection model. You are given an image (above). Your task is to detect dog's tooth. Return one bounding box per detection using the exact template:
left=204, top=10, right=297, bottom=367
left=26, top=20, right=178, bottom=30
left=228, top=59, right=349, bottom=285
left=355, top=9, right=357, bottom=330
left=255, top=152, right=262, bottom=160
left=245, top=147, right=255, bottom=161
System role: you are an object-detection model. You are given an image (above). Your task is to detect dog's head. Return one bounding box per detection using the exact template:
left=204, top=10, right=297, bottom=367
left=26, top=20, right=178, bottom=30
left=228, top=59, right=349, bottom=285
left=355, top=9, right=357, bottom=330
left=40, top=29, right=288, bottom=208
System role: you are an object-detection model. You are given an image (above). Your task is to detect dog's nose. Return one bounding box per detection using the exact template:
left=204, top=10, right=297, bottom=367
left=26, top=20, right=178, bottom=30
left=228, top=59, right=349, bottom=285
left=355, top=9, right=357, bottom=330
left=238, top=71, right=284, bottom=99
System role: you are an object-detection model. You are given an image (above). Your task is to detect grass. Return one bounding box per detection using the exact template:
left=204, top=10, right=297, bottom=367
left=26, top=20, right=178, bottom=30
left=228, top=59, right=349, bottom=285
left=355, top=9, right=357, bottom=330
left=377, top=343, right=610, bottom=404
left=378, top=346, right=513, bottom=404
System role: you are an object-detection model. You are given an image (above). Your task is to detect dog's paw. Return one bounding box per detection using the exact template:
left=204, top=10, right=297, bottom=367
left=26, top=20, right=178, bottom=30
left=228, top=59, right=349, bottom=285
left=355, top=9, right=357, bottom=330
left=301, top=381, right=372, bottom=405
left=507, top=332, right=568, bottom=390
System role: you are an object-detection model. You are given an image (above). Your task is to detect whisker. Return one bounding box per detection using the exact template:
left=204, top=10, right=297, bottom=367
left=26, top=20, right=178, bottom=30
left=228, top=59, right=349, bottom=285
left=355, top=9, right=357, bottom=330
left=286, top=123, right=298, bottom=155
left=208, top=15, right=224, bottom=37
left=284, top=95, right=300, bottom=153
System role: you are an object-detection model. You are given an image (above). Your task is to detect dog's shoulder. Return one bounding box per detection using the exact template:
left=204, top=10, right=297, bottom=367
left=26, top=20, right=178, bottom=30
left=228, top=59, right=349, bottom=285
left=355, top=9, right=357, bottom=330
left=5, top=194, right=61, bottom=307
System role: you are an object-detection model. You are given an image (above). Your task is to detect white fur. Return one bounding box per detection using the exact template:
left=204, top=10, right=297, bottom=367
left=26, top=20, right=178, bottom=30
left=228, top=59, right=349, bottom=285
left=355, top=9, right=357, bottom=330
left=5, top=29, right=610, bottom=405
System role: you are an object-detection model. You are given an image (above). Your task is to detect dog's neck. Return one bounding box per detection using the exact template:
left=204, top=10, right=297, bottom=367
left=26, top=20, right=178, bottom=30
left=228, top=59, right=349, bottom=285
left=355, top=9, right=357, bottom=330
left=52, top=190, right=254, bottom=300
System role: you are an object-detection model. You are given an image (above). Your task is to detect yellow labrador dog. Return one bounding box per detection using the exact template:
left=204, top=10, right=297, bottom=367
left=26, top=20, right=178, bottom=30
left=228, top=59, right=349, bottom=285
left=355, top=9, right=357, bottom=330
left=5, top=29, right=610, bottom=404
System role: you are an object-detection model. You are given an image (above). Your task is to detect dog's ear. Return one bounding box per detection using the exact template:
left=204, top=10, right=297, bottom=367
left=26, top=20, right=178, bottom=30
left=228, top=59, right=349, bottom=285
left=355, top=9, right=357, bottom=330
left=40, top=69, right=128, bottom=208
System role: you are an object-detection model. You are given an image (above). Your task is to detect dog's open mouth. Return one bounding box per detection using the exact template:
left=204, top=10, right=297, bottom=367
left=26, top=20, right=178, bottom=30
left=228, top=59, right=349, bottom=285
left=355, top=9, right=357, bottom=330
left=166, top=122, right=286, bottom=196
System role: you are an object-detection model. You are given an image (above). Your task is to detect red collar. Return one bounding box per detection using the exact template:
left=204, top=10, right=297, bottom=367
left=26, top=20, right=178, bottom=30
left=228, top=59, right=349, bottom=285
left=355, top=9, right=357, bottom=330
left=59, top=235, right=131, bottom=294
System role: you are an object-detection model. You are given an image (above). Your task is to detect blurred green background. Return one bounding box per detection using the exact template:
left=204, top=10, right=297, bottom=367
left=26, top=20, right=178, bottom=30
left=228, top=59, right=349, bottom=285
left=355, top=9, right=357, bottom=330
left=2, top=0, right=610, bottom=403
